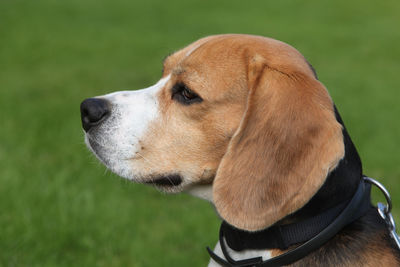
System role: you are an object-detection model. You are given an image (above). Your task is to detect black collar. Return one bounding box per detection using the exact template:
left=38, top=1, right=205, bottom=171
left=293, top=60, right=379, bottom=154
left=207, top=178, right=372, bottom=267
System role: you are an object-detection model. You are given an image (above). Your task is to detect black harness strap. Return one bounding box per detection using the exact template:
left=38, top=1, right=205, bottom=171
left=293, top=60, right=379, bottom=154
left=207, top=180, right=372, bottom=267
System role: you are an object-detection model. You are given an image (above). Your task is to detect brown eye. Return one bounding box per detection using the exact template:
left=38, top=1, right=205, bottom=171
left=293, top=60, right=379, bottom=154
left=182, top=88, right=196, bottom=100
left=171, top=83, right=203, bottom=105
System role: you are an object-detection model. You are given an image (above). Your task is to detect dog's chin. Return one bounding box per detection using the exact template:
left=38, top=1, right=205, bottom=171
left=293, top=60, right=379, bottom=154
left=85, top=135, right=188, bottom=194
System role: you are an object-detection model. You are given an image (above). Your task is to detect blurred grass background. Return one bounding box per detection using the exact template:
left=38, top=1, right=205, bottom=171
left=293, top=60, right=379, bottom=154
left=0, top=0, right=399, bottom=266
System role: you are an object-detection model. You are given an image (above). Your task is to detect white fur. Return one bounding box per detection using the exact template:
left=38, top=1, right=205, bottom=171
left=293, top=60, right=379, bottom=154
left=84, top=75, right=170, bottom=180
left=187, top=184, right=213, bottom=202
left=208, top=239, right=272, bottom=267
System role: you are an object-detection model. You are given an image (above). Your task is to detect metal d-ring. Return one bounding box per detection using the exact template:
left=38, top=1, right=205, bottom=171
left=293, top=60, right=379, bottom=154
left=364, top=176, right=392, bottom=213
left=364, top=176, right=400, bottom=250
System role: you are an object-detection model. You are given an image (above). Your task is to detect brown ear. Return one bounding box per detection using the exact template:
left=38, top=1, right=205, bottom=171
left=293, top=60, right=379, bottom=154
left=212, top=55, right=345, bottom=231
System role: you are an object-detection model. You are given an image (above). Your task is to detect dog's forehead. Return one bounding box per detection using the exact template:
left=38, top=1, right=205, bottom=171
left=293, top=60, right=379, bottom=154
left=164, top=34, right=314, bottom=81
left=165, top=35, right=225, bottom=66
left=167, top=35, right=261, bottom=69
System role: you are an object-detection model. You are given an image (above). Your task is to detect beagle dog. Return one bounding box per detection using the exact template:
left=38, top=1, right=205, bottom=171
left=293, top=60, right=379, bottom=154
left=80, top=34, right=400, bottom=266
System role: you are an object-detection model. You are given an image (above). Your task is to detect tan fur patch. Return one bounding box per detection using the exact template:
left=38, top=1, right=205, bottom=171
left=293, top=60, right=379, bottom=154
left=360, top=231, right=400, bottom=267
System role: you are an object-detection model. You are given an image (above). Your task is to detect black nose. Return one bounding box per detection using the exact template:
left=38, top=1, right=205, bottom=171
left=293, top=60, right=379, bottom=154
left=80, top=98, right=110, bottom=132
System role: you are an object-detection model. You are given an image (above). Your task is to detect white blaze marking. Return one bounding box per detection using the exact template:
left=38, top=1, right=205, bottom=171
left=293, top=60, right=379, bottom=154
left=102, top=75, right=170, bottom=144
left=85, top=75, right=170, bottom=179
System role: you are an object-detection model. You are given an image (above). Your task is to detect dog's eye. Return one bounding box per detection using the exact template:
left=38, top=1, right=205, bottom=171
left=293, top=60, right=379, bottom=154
left=172, top=83, right=202, bottom=105
left=181, top=88, right=197, bottom=100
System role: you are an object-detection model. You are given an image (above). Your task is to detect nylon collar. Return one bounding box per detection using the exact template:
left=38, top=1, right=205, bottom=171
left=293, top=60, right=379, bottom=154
left=207, top=178, right=372, bottom=266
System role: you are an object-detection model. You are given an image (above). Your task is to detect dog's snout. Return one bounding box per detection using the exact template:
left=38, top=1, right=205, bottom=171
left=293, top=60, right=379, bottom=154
left=80, top=98, right=110, bottom=132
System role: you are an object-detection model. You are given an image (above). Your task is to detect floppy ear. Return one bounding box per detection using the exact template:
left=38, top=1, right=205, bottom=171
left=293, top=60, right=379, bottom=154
left=212, top=55, right=345, bottom=231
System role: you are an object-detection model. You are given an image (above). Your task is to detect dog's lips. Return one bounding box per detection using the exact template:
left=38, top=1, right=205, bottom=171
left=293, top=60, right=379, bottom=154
left=86, top=135, right=184, bottom=188
left=144, top=175, right=182, bottom=187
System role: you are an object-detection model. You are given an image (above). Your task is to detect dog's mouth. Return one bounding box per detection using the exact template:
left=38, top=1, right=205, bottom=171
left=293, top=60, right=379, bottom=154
left=86, top=136, right=184, bottom=188
left=144, top=174, right=183, bottom=187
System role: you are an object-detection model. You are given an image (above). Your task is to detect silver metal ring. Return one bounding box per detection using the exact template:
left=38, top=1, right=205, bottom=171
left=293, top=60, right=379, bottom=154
left=363, top=176, right=392, bottom=213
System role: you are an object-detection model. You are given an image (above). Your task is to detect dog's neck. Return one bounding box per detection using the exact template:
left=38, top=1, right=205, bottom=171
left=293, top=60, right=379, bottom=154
left=187, top=184, right=213, bottom=202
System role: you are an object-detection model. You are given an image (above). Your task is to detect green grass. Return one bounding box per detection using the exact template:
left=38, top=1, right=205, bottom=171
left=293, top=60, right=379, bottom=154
left=1, top=0, right=399, bottom=266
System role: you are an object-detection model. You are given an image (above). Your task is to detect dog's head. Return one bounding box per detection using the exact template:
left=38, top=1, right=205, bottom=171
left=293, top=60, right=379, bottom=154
left=81, top=34, right=344, bottom=231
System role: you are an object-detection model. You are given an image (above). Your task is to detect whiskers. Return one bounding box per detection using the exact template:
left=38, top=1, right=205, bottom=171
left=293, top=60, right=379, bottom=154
left=134, top=151, right=158, bottom=169
left=86, top=136, right=116, bottom=151
left=86, top=134, right=179, bottom=188
left=132, top=152, right=178, bottom=186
